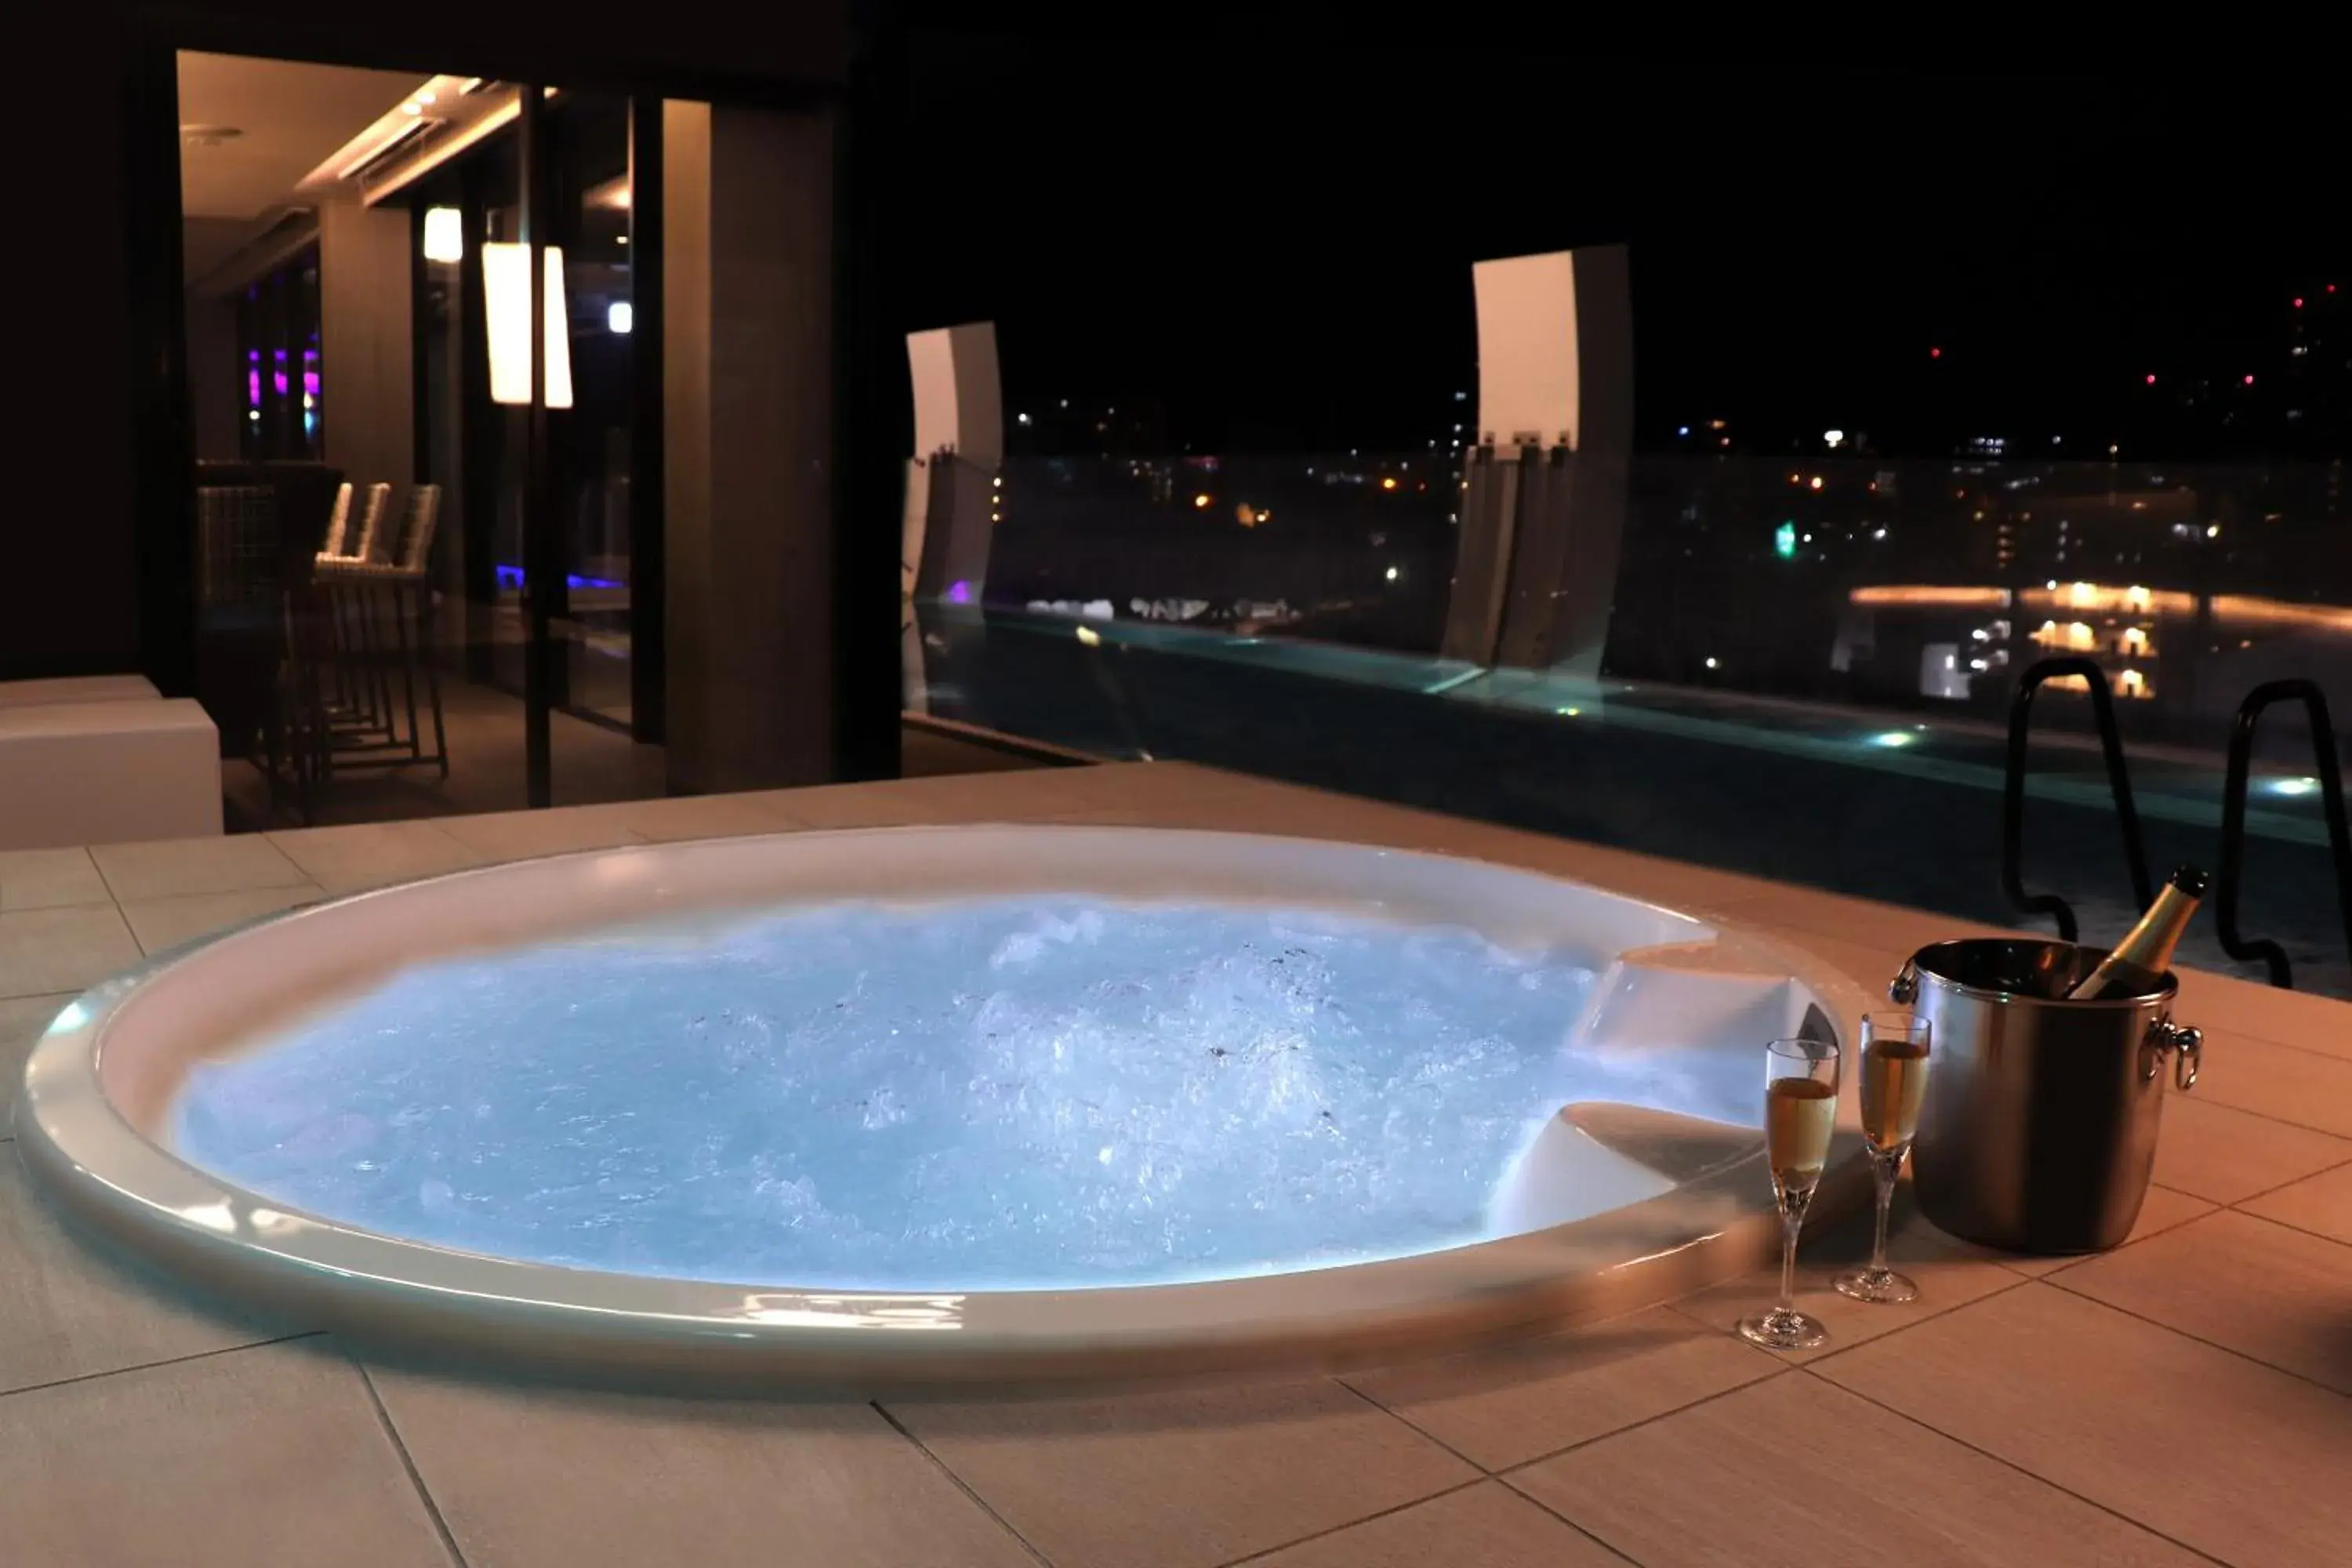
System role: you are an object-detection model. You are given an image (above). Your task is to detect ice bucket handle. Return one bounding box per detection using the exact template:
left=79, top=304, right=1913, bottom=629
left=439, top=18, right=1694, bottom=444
left=2144, top=1019, right=2203, bottom=1092
left=1887, top=958, right=2201, bottom=1093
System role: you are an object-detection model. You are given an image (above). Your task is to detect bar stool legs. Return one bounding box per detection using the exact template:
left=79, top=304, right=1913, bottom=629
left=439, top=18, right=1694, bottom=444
left=303, top=482, right=448, bottom=794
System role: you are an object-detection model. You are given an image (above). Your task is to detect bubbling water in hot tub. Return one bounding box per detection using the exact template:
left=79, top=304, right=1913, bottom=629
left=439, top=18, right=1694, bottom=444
left=171, top=897, right=1758, bottom=1291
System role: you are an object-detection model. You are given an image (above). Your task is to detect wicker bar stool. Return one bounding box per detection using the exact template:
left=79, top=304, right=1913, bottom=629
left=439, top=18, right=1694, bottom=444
left=195, top=465, right=343, bottom=822
left=314, top=485, right=446, bottom=776
left=315, top=481, right=393, bottom=738
left=313, top=483, right=360, bottom=716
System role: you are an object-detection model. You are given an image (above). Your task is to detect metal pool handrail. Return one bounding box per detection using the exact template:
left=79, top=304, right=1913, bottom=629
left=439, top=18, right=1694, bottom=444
left=2002, top=657, right=2154, bottom=944
left=2216, top=678, right=2352, bottom=989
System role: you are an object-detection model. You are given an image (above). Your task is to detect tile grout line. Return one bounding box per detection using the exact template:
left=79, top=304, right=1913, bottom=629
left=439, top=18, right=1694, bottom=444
left=2219, top=1149, right=2352, bottom=1212
left=0, top=1330, right=324, bottom=1404
left=84, top=851, right=130, bottom=907
left=1662, top=1247, right=2034, bottom=1352
left=1340, top=1345, right=1828, bottom=1485
left=2165, top=985, right=2352, bottom=1062
left=1984, top=1185, right=2209, bottom=1281
left=2, top=985, right=105, bottom=1005
left=2222, top=1205, right=2352, bottom=1252
left=1485, top=1363, right=1801, bottom=1480
left=1732, top=916, right=2352, bottom=1059
left=1784, top=1272, right=2038, bottom=1367
left=1212, top=1475, right=1500, bottom=1568
left=1327, top=1374, right=1490, bottom=1473
left=2036, top=1269, right=2352, bottom=1402
left=1490, top=1475, right=1653, bottom=1567
left=2187, top=1096, right=2352, bottom=1142
left=1792, top=1359, right=2238, bottom=1568
left=354, top=1361, right=473, bottom=1568
left=866, top=1401, right=1056, bottom=1567
left=2205, top=1033, right=2352, bottom=1068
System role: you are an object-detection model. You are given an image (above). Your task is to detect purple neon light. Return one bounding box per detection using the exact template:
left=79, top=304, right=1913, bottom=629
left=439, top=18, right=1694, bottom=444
left=494, top=564, right=627, bottom=593
left=946, top=579, right=975, bottom=604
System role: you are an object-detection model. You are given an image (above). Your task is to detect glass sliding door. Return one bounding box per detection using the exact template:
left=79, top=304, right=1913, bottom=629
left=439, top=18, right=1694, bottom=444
left=546, top=89, right=640, bottom=735
left=408, top=85, right=658, bottom=807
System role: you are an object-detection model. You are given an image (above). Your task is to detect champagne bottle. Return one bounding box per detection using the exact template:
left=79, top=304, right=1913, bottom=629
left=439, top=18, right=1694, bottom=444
left=2066, top=865, right=2209, bottom=1000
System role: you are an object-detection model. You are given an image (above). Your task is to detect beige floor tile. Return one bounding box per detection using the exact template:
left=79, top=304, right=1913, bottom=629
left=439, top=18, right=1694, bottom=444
left=1059, top=760, right=1269, bottom=808
left=0, top=1160, right=292, bottom=1396
left=1, top=992, right=73, bottom=1136
left=2051, top=1209, right=2352, bottom=1393
left=267, top=819, right=488, bottom=894
left=1668, top=1189, right=2022, bottom=1363
left=890, top=1377, right=1477, bottom=1568
left=1100, top=793, right=1367, bottom=840
left=2240, top=1159, right=2352, bottom=1246
left=1439, top=833, right=1782, bottom=913
left=856, top=766, right=1114, bottom=819
left=728, top=780, right=959, bottom=829
left=728, top=768, right=1132, bottom=831
left=2174, top=966, right=2352, bottom=1060
left=1694, top=884, right=2022, bottom=959
left=945, top=758, right=1127, bottom=801
left=894, top=766, right=1115, bottom=818
left=1995, top=1182, right=2217, bottom=1276
left=431, top=808, right=647, bottom=862
left=1102, top=788, right=1480, bottom=851
left=1308, top=803, right=1546, bottom=860
left=989, top=760, right=1267, bottom=819
left=0, top=846, right=110, bottom=911
left=118, top=884, right=324, bottom=956
left=2187, top=1025, right=2352, bottom=1138
left=0, top=902, right=143, bottom=1000
left=369, top=1370, right=1036, bottom=1568
left=1250, top=1481, right=1624, bottom=1568
left=0, top=1341, right=448, bottom=1568
left=591, top=793, right=787, bottom=843
left=1068, top=775, right=1605, bottom=876
left=89, top=833, right=311, bottom=902
left=2148, top=1092, right=2352, bottom=1203
left=1510, top=1364, right=2209, bottom=1568
left=1345, top=1305, right=1785, bottom=1470
left=1754, top=927, right=1913, bottom=993
left=1819, top=1283, right=2352, bottom=1568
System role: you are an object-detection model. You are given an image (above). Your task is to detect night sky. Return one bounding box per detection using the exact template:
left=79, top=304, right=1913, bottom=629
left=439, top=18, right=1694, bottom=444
left=899, top=37, right=2343, bottom=457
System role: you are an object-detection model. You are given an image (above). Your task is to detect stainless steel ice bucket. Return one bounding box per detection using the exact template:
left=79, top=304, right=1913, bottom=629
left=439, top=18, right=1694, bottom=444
left=1889, top=938, right=2201, bottom=1254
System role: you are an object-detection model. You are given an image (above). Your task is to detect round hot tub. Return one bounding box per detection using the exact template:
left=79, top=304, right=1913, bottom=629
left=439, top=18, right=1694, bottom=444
left=14, top=826, right=1869, bottom=1386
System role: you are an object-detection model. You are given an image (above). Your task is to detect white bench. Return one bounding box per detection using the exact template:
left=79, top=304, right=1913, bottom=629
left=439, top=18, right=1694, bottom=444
left=0, top=674, right=162, bottom=710
left=0, top=696, right=222, bottom=849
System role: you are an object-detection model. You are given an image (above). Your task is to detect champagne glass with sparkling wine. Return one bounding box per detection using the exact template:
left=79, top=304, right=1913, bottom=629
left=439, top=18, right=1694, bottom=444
left=1739, top=1035, right=1843, bottom=1352
left=1835, top=1014, right=1931, bottom=1304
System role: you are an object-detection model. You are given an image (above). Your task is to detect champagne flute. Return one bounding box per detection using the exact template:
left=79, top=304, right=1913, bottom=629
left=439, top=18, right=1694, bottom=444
left=1738, top=1035, right=1842, bottom=1352
left=1835, top=1013, right=1931, bottom=1304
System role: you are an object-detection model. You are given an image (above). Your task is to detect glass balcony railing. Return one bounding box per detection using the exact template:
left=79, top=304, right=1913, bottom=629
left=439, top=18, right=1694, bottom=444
left=905, top=450, right=2352, bottom=996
